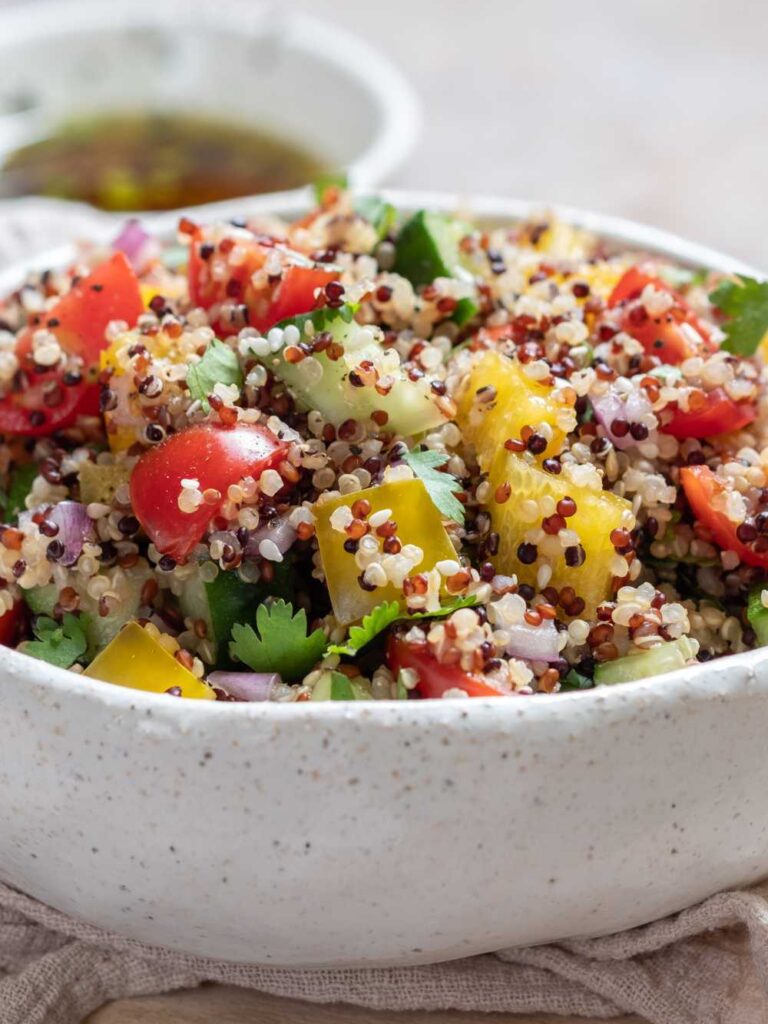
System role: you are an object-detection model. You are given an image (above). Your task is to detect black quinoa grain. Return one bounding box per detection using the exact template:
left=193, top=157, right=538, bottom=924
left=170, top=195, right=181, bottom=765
left=46, top=540, right=65, bottom=562
left=565, top=544, right=586, bottom=567
left=517, top=542, right=538, bottom=564
left=117, top=515, right=140, bottom=536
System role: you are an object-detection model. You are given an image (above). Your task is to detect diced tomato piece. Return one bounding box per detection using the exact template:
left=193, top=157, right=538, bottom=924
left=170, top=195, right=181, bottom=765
left=0, top=600, right=24, bottom=647
left=0, top=253, right=142, bottom=437
left=681, top=465, right=768, bottom=568
left=608, top=265, right=714, bottom=365
left=187, top=231, right=338, bottom=336
left=387, top=634, right=506, bottom=698
left=264, top=265, right=340, bottom=330
left=661, top=388, right=757, bottom=439
left=608, top=267, right=667, bottom=307
left=130, top=423, right=288, bottom=563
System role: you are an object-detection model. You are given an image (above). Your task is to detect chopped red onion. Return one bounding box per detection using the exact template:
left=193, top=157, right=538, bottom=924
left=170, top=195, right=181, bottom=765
left=504, top=619, right=562, bottom=663
left=208, top=671, right=279, bottom=702
left=245, top=516, right=297, bottom=560
left=112, top=219, right=158, bottom=270
left=591, top=386, right=654, bottom=450
left=21, top=500, right=94, bottom=567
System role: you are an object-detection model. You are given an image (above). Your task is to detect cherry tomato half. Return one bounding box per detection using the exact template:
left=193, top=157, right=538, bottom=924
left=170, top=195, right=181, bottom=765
left=387, top=634, right=505, bottom=698
left=130, top=422, right=288, bottom=563
left=680, top=465, right=767, bottom=568
left=608, top=266, right=714, bottom=365
left=661, top=387, right=757, bottom=439
left=0, top=253, right=143, bottom=437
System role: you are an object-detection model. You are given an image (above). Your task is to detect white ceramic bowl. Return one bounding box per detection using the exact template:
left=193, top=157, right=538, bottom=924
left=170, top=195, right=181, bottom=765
left=0, top=192, right=765, bottom=968
left=0, top=0, right=419, bottom=197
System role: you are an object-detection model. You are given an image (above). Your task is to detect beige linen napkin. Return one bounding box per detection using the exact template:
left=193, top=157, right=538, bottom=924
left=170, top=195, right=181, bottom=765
left=1, top=880, right=768, bottom=1024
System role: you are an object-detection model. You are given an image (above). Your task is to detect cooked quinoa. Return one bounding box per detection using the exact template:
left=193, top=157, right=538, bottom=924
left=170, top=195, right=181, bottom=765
left=0, top=189, right=766, bottom=702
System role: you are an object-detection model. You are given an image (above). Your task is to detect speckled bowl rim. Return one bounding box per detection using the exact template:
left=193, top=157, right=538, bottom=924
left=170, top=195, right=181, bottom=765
left=1, top=187, right=765, bottom=723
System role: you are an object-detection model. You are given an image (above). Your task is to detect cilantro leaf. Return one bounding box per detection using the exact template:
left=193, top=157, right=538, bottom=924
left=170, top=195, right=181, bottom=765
left=229, top=599, right=326, bottom=682
left=402, top=448, right=465, bottom=524
left=327, top=595, right=477, bottom=657
left=186, top=339, right=243, bottom=412
left=24, top=613, right=89, bottom=669
left=710, top=274, right=768, bottom=356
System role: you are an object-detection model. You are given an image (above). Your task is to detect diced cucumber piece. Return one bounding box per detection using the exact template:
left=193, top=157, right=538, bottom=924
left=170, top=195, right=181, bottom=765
left=311, top=669, right=372, bottom=701
left=179, top=560, right=293, bottom=666
left=78, top=461, right=131, bottom=506
left=255, top=306, right=446, bottom=437
left=394, top=210, right=473, bottom=287
left=23, top=563, right=152, bottom=655
left=83, top=563, right=153, bottom=655
left=748, top=586, right=768, bottom=646
left=595, top=637, right=699, bottom=686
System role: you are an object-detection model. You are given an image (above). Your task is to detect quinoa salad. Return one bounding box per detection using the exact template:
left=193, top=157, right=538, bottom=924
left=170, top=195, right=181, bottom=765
left=0, top=190, right=767, bottom=703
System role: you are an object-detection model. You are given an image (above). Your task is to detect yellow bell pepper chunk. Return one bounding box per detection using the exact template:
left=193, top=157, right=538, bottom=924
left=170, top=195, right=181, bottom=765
left=78, top=461, right=132, bottom=505
left=486, top=452, right=632, bottom=616
left=456, top=350, right=574, bottom=463
left=313, top=478, right=458, bottom=625
left=84, top=622, right=215, bottom=700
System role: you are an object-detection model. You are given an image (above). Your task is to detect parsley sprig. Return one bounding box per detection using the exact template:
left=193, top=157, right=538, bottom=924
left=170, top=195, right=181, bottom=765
left=402, top=448, right=465, bottom=524
left=24, top=613, right=89, bottom=669
left=327, top=596, right=477, bottom=658
left=230, top=599, right=326, bottom=682
left=710, top=274, right=768, bottom=356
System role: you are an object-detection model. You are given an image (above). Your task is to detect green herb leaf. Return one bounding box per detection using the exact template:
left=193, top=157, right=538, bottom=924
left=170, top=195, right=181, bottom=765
left=354, top=196, right=397, bottom=240
left=402, top=448, right=465, bottom=524
left=24, top=612, right=89, bottom=669
left=559, top=668, right=593, bottom=692
left=3, top=463, right=38, bottom=522
left=229, top=599, right=326, bottom=682
left=186, top=339, right=243, bottom=413
left=329, top=670, right=355, bottom=700
left=313, top=172, right=349, bottom=204
left=327, top=595, right=477, bottom=657
left=710, top=274, right=768, bottom=356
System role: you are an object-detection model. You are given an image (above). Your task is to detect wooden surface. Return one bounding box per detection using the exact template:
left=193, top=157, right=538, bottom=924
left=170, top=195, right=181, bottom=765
left=87, top=985, right=647, bottom=1024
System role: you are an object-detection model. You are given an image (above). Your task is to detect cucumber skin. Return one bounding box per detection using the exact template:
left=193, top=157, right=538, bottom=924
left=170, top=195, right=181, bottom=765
left=595, top=637, right=698, bottom=686
left=747, top=586, right=768, bottom=646
left=394, top=211, right=456, bottom=287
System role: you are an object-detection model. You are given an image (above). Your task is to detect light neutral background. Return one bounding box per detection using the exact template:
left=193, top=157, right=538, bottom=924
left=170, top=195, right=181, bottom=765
left=293, top=0, right=768, bottom=269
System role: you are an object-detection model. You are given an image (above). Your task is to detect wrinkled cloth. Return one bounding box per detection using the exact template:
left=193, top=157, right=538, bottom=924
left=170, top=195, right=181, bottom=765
left=1, top=880, right=768, bottom=1024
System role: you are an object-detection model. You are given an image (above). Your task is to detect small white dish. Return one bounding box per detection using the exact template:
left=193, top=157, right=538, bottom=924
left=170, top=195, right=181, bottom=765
left=0, top=0, right=420, bottom=200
